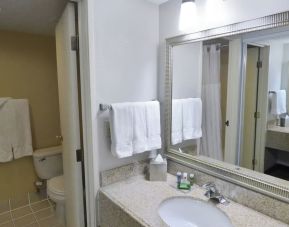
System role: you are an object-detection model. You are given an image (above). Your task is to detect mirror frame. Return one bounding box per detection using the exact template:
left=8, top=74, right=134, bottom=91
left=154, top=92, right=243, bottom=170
left=165, top=11, right=289, bottom=203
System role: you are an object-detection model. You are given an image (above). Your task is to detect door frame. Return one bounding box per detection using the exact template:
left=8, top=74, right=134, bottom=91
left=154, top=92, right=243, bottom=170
left=71, top=0, right=98, bottom=226
left=255, top=46, right=270, bottom=172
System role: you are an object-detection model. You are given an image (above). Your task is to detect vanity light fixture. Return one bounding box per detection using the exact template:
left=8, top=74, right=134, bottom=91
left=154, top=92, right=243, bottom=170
left=179, top=0, right=196, bottom=31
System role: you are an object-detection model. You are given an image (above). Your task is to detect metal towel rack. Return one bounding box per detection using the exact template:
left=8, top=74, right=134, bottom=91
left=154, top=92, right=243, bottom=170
left=269, top=91, right=276, bottom=94
left=99, top=103, right=112, bottom=111
left=99, top=100, right=159, bottom=111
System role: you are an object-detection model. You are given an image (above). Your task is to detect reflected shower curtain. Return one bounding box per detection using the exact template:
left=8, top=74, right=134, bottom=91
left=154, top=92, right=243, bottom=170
left=201, top=44, right=223, bottom=161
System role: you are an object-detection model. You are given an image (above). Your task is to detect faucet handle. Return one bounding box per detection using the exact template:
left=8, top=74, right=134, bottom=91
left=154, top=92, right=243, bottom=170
left=218, top=195, right=230, bottom=205
left=203, top=182, right=218, bottom=199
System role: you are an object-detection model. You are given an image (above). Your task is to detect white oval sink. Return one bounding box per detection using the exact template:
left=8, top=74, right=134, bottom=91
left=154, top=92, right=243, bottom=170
left=158, top=197, right=233, bottom=227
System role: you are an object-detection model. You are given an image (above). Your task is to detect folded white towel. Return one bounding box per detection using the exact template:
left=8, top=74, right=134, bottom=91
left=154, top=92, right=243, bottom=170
left=109, top=101, right=162, bottom=158
left=10, top=99, right=33, bottom=159
left=182, top=98, right=202, bottom=140
left=132, top=103, right=148, bottom=154
left=0, top=97, right=11, bottom=108
left=270, top=90, right=287, bottom=115
left=171, top=99, right=183, bottom=145
left=0, top=99, right=13, bottom=162
left=145, top=101, right=162, bottom=150
left=109, top=103, right=134, bottom=158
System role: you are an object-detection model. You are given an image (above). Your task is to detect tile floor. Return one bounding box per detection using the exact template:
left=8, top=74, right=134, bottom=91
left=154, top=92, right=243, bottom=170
left=0, top=192, right=65, bottom=227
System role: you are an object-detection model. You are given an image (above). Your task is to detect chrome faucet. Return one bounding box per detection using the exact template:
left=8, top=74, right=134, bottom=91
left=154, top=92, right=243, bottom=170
left=202, top=182, right=230, bottom=205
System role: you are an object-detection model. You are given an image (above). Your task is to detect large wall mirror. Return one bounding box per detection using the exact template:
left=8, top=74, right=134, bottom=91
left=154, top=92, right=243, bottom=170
left=165, top=11, right=289, bottom=202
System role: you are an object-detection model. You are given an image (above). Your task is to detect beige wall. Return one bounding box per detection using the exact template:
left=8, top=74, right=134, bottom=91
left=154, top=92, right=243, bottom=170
left=0, top=30, right=60, bottom=200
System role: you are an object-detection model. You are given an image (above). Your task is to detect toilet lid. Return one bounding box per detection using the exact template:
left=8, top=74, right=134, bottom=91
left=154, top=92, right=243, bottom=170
left=47, top=175, right=65, bottom=196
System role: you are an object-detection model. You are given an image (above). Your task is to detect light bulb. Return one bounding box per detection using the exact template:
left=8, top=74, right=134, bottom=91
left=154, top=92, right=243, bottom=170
left=179, top=0, right=196, bottom=31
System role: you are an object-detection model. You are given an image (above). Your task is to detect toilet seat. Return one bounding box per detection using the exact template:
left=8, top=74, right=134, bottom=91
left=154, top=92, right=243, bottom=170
left=47, top=175, right=65, bottom=203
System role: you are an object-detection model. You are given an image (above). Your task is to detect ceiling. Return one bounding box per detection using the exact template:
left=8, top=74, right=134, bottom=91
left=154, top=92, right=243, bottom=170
left=0, top=0, right=67, bottom=35
left=0, top=0, right=169, bottom=36
left=147, top=0, right=169, bottom=5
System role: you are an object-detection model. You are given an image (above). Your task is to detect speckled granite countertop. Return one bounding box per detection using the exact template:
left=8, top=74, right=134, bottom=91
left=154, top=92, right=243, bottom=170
left=267, top=125, right=289, bottom=134
left=100, top=174, right=288, bottom=227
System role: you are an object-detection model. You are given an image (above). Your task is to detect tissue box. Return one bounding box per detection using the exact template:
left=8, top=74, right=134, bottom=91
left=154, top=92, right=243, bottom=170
left=149, top=158, right=167, bottom=181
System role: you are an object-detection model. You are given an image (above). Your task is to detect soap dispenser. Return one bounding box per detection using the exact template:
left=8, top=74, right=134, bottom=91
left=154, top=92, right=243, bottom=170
left=178, top=172, right=191, bottom=190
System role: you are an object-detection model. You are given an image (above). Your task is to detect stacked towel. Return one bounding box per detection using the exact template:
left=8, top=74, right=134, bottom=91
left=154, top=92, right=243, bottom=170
left=172, top=99, right=183, bottom=145
left=145, top=101, right=162, bottom=150
left=0, top=98, right=13, bottom=162
left=109, top=101, right=161, bottom=158
left=182, top=98, right=202, bottom=140
left=109, top=102, right=134, bottom=158
left=171, top=98, right=202, bottom=145
left=270, top=90, right=287, bottom=115
left=132, top=103, right=147, bottom=154
left=0, top=98, right=33, bottom=162
left=10, top=99, right=33, bottom=159
left=0, top=97, right=11, bottom=108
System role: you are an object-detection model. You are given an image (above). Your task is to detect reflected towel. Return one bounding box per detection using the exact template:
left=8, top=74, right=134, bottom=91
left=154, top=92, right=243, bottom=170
left=182, top=98, right=202, bottom=140
left=270, top=90, right=287, bottom=115
left=171, top=99, right=183, bottom=145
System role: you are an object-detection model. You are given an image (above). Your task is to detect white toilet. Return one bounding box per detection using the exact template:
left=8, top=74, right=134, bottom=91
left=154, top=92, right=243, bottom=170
left=33, top=146, right=66, bottom=224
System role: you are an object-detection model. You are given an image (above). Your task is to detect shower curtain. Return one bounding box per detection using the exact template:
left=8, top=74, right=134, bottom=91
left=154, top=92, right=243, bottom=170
left=201, top=44, right=223, bottom=161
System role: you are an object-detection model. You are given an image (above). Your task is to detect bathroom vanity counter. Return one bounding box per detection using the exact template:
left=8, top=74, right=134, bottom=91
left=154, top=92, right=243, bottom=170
left=99, top=174, right=288, bottom=227
left=267, top=125, right=289, bottom=134
left=267, top=125, right=289, bottom=152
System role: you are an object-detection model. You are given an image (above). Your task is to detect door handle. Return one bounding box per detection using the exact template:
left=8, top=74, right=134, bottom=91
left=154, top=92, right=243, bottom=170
left=56, top=135, right=63, bottom=143
left=225, top=120, right=230, bottom=127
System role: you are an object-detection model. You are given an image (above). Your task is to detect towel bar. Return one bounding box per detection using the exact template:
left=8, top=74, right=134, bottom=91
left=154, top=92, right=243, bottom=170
left=99, top=103, right=112, bottom=111
left=100, top=100, right=159, bottom=111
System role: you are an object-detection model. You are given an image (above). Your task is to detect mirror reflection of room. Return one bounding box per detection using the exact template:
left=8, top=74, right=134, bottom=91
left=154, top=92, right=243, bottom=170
left=171, top=42, right=203, bottom=155
left=171, top=31, right=289, bottom=182
left=243, top=33, right=289, bottom=181
left=171, top=39, right=229, bottom=161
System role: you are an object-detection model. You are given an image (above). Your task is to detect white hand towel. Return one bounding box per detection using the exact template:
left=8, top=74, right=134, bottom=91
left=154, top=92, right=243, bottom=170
left=270, top=90, right=287, bottom=115
left=171, top=99, right=183, bottom=145
left=109, top=103, right=134, bottom=158
left=182, top=98, right=202, bottom=140
left=0, top=99, right=13, bottom=162
left=145, top=101, right=161, bottom=150
left=10, top=99, right=33, bottom=159
left=132, top=102, right=148, bottom=154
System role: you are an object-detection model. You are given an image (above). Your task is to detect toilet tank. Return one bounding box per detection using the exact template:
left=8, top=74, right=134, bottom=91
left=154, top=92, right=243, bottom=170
left=33, top=146, right=63, bottom=180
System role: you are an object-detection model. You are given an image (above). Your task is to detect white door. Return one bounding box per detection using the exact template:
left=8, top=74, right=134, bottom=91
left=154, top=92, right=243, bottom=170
left=55, top=3, right=85, bottom=227
left=254, top=46, right=270, bottom=172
